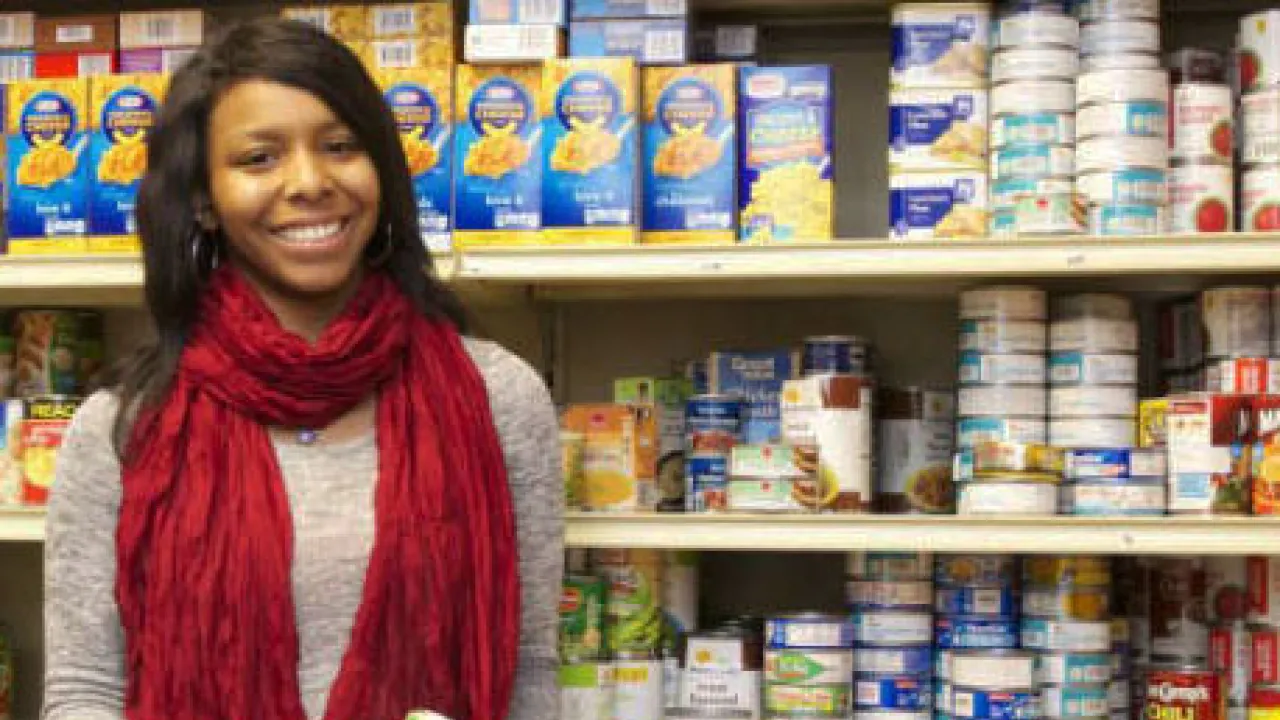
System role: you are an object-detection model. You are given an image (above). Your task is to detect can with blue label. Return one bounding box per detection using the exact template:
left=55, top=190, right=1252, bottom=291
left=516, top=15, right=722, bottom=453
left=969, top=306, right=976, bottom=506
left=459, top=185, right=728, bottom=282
left=935, top=616, right=1020, bottom=649
left=935, top=556, right=1019, bottom=586
left=858, top=646, right=935, bottom=676
left=1035, top=652, right=1113, bottom=685
left=856, top=611, right=934, bottom=647
left=1040, top=683, right=1110, bottom=718
left=1020, top=618, right=1112, bottom=652
left=1062, top=447, right=1166, bottom=480
left=855, top=673, right=934, bottom=710
left=685, top=454, right=729, bottom=512
left=950, top=686, right=1041, bottom=720
left=766, top=613, right=854, bottom=649
left=803, top=335, right=870, bottom=376
left=685, top=394, right=742, bottom=454
left=935, top=584, right=1018, bottom=616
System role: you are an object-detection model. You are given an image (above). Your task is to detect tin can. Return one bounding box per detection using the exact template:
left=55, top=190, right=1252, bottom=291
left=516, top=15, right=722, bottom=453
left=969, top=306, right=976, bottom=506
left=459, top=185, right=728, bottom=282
left=1060, top=481, right=1166, bottom=516
left=994, top=12, right=1080, bottom=47
left=959, top=441, right=1063, bottom=476
left=890, top=88, right=990, bottom=171
left=595, top=550, right=666, bottom=653
left=1076, top=167, right=1168, bottom=205
left=20, top=394, right=80, bottom=505
left=1077, top=138, right=1168, bottom=176
left=803, top=336, right=870, bottom=376
left=559, top=662, right=614, bottom=720
left=1242, top=166, right=1280, bottom=231
left=764, top=681, right=852, bottom=717
left=848, top=580, right=933, bottom=610
left=1022, top=618, right=1113, bottom=653
left=1243, top=89, right=1280, bottom=165
left=992, top=176, right=1076, bottom=206
left=765, top=647, right=855, bottom=685
left=1171, top=83, right=1233, bottom=163
left=951, top=687, right=1041, bottom=720
left=1204, top=557, right=1247, bottom=625
left=1077, top=68, right=1168, bottom=105
left=960, top=286, right=1048, bottom=321
left=1205, top=356, right=1278, bottom=394
left=1150, top=558, right=1209, bottom=664
left=1081, top=19, right=1160, bottom=56
left=1169, top=162, right=1233, bottom=234
left=857, top=647, right=934, bottom=676
left=993, top=80, right=1076, bottom=115
left=613, top=650, right=663, bottom=720
left=686, top=455, right=730, bottom=513
left=991, top=193, right=1088, bottom=236
left=1025, top=556, right=1113, bottom=586
left=1023, top=585, right=1112, bottom=620
left=1041, top=684, right=1110, bottom=718
left=1240, top=10, right=1280, bottom=93
left=935, top=555, right=1018, bottom=585
left=935, top=585, right=1018, bottom=616
left=1052, top=317, right=1139, bottom=353
left=1078, top=101, right=1168, bottom=140
left=958, top=386, right=1047, bottom=417
left=890, top=171, right=990, bottom=240
left=12, top=310, right=82, bottom=397
left=937, top=679, right=954, bottom=712
left=959, top=352, right=1047, bottom=386
left=855, top=674, right=933, bottom=710
left=1083, top=52, right=1160, bottom=72
left=1208, top=624, right=1249, bottom=706
left=1254, top=626, right=1280, bottom=685
left=1037, top=652, right=1114, bottom=685
left=855, top=611, right=933, bottom=647
left=1201, top=287, right=1271, bottom=357
left=951, top=650, right=1036, bottom=689
left=561, top=574, right=607, bottom=661
left=1143, top=667, right=1223, bottom=720
left=959, top=319, right=1047, bottom=354
left=935, top=616, right=1021, bottom=649
left=1051, top=353, right=1140, bottom=387
left=937, top=649, right=955, bottom=680
left=1111, top=679, right=1131, bottom=711
left=1050, top=418, right=1136, bottom=448
left=877, top=387, right=956, bottom=515
left=849, top=552, right=934, bottom=582
left=993, top=144, right=1076, bottom=179
left=1075, top=0, right=1159, bottom=20
left=1051, top=386, right=1137, bottom=418
left=958, top=416, right=1049, bottom=447
left=959, top=481, right=1058, bottom=515
left=891, top=3, right=991, bottom=88
left=992, top=49, right=1079, bottom=84
left=1058, top=293, right=1133, bottom=321
left=678, top=628, right=763, bottom=718
left=1250, top=686, right=1280, bottom=720
left=1088, top=203, right=1167, bottom=236
left=767, top=614, right=854, bottom=649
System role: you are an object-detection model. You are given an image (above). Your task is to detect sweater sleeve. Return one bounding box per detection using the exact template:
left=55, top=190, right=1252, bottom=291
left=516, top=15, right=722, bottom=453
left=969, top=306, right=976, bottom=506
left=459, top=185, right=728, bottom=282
left=41, top=391, right=127, bottom=720
left=467, top=340, right=564, bottom=720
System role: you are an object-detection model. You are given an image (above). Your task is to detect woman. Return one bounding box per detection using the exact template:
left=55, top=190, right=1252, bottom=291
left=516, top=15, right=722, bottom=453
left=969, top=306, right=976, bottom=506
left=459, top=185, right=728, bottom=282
left=43, top=19, right=562, bottom=720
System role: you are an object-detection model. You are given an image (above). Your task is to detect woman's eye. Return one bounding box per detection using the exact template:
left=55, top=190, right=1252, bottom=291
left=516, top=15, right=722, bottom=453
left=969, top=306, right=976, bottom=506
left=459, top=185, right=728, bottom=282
left=325, top=138, right=362, bottom=156
left=236, top=149, right=275, bottom=168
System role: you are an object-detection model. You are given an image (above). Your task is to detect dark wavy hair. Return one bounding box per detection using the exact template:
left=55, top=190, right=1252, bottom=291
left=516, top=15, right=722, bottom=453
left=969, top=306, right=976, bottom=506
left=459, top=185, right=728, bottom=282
left=112, top=18, right=465, bottom=451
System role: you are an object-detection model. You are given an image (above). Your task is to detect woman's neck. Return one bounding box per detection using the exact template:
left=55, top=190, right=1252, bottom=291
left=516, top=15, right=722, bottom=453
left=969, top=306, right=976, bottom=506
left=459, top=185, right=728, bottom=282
left=232, top=264, right=365, bottom=344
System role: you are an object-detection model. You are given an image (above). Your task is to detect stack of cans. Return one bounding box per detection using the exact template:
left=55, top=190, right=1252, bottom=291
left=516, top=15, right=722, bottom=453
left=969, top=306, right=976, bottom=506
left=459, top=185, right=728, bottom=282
left=954, top=442, right=1061, bottom=516
left=1201, top=287, right=1276, bottom=394
left=1022, top=557, right=1114, bottom=720
left=1049, top=294, right=1139, bottom=449
left=1168, top=48, right=1234, bottom=234
left=764, top=614, right=855, bottom=719
left=1247, top=558, right=1280, bottom=720
left=990, top=1, right=1084, bottom=236
left=1207, top=557, right=1250, bottom=720
left=958, top=287, right=1049, bottom=450
left=1240, top=10, right=1280, bottom=232
left=1113, top=558, right=1152, bottom=720
left=1075, top=0, right=1169, bottom=235
left=935, top=554, right=1022, bottom=719
left=847, top=552, right=934, bottom=720
left=1060, top=447, right=1167, bottom=517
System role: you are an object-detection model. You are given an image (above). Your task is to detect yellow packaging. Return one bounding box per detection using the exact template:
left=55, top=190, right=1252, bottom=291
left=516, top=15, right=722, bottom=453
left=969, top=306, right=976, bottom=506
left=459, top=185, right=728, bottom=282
left=365, top=3, right=453, bottom=39
left=375, top=67, right=453, bottom=252
left=453, top=64, right=542, bottom=247
left=1139, top=398, right=1169, bottom=447
left=561, top=404, right=657, bottom=511
left=281, top=5, right=369, bottom=40
left=362, top=38, right=453, bottom=71
left=5, top=78, right=90, bottom=254
left=88, top=73, right=168, bottom=254
left=641, top=64, right=736, bottom=245
left=541, top=58, right=638, bottom=245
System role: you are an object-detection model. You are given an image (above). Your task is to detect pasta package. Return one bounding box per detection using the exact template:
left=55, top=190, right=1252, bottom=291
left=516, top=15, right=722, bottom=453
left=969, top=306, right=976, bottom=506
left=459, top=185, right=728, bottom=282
left=738, top=65, right=833, bottom=243
left=641, top=64, right=736, bottom=244
left=4, top=78, right=90, bottom=253
left=453, top=64, right=543, bottom=247
left=378, top=67, right=453, bottom=253
left=542, top=58, right=638, bottom=245
left=88, top=74, right=168, bottom=252
left=281, top=6, right=370, bottom=41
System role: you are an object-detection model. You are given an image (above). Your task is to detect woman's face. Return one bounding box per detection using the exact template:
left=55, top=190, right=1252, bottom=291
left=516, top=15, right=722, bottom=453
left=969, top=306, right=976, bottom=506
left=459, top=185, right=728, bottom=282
left=206, top=79, right=381, bottom=304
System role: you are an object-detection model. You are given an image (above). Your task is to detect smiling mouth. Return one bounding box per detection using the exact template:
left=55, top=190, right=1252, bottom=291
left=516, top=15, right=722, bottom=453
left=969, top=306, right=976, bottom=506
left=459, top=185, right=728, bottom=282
left=270, top=218, right=350, bottom=245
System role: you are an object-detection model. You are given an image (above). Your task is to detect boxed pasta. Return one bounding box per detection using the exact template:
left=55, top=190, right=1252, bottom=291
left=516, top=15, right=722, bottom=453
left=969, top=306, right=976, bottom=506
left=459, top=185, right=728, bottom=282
left=88, top=74, right=168, bottom=252
left=4, top=78, right=90, bottom=253
left=378, top=68, right=453, bottom=253
left=542, top=58, right=638, bottom=245
left=641, top=64, right=736, bottom=244
left=738, top=65, right=834, bottom=242
left=469, top=0, right=566, bottom=25
left=0, top=13, right=35, bottom=49
left=118, top=10, right=206, bottom=49
left=453, top=64, right=542, bottom=246
left=364, top=3, right=453, bottom=39
left=281, top=6, right=369, bottom=40
left=568, top=18, right=687, bottom=64
left=34, top=15, right=117, bottom=53
left=570, top=0, right=687, bottom=18
left=362, top=38, right=454, bottom=70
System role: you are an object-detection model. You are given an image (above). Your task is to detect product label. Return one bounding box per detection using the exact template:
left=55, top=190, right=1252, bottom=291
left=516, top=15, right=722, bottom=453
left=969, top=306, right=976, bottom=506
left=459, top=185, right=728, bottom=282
left=952, top=689, right=1039, bottom=720
left=1035, top=653, right=1113, bottom=685
left=992, top=112, right=1073, bottom=147
left=382, top=68, right=453, bottom=251
left=89, top=76, right=164, bottom=237
left=891, top=13, right=987, bottom=85
left=6, top=80, right=89, bottom=244
left=890, top=90, right=986, bottom=169
left=889, top=174, right=986, bottom=239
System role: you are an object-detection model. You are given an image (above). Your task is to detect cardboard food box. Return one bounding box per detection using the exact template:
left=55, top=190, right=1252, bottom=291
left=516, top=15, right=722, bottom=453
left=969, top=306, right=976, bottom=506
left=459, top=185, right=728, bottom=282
left=34, top=15, right=118, bottom=53
left=5, top=78, right=90, bottom=252
left=377, top=67, right=453, bottom=253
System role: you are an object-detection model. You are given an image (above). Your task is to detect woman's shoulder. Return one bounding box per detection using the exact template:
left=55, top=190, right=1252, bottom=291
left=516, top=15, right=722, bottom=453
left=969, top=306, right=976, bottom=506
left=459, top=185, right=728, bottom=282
left=461, top=337, right=553, bottom=412
left=67, top=390, right=123, bottom=443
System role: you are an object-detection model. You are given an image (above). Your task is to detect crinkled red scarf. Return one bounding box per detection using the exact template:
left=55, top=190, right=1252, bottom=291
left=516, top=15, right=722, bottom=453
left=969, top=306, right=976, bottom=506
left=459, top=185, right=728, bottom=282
left=115, top=267, right=519, bottom=720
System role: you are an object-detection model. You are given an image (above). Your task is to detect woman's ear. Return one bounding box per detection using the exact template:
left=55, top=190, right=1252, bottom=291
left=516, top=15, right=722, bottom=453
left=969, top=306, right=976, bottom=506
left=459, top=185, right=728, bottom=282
left=194, top=199, right=218, bottom=232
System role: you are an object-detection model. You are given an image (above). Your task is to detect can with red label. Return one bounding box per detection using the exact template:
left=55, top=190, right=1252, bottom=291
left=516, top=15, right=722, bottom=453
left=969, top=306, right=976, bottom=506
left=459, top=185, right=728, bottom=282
left=1205, top=557, right=1249, bottom=624
left=1253, top=626, right=1280, bottom=685
left=1248, top=558, right=1280, bottom=626
left=1171, top=82, right=1234, bottom=163
left=1143, top=666, right=1224, bottom=720
left=1205, top=357, right=1278, bottom=394
left=1250, top=684, right=1280, bottom=720
left=1151, top=558, right=1209, bottom=665
left=1208, top=623, right=1249, bottom=706
left=1169, top=162, right=1234, bottom=234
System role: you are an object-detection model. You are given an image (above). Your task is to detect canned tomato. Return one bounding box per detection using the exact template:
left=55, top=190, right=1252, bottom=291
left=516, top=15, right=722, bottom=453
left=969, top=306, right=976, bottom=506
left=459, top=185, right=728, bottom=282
left=765, top=647, right=854, bottom=685
left=1205, top=356, right=1278, bottom=394
left=1171, top=83, right=1233, bottom=163
left=764, top=681, right=852, bottom=716
left=1025, top=556, right=1113, bottom=586
left=1078, top=101, right=1168, bottom=140
left=891, top=3, right=990, bottom=88
left=1077, top=68, right=1168, bottom=105
left=993, top=144, right=1075, bottom=179
left=848, top=580, right=933, bottom=610
left=1208, top=624, right=1250, bottom=706
left=993, top=80, right=1076, bottom=115
left=1050, top=353, right=1140, bottom=387
left=1041, top=684, right=1110, bottom=718
left=958, top=386, right=1047, bottom=417
left=958, top=417, right=1049, bottom=447
left=856, top=647, right=934, bottom=676
left=959, top=481, right=1058, bottom=515
left=848, top=552, right=934, bottom=581
left=1081, top=20, right=1161, bottom=57
left=935, top=556, right=1018, bottom=585
left=992, top=176, right=1075, bottom=206
left=992, top=49, right=1079, bottom=84
left=1050, top=418, right=1136, bottom=448
left=686, top=395, right=742, bottom=454
left=767, top=614, right=854, bottom=649
left=1022, top=618, right=1113, bottom=653
left=1088, top=203, right=1168, bottom=236
left=951, top=687, right=1040, bottom=720
left=936, top=616, right=1020, bottom=650
left=854, top=610, right=933, bottom=647
left=1023, top=586, right=1112, bottom=620
left=959, top=319, right=1047, bottom=354
left=803, top=335, right=869, bottom=376
left=1169, top=162, right=1233, bottom=234
left=1243, top=89, right=1280, bottom=165
left=935, top=585, right=1018, bottom=616
left=1143, top=667, right=1223, bottom=720
left=1076, top=167, right=1168, bottom=205
left=1075, top=0, right=1159, bottom=21
left=951, top=650, right=1036, bottom=689
left=686, top=455, right=729, bottom=512
left=1242, top=165, right=1280, bottom=231
left=890, top=88, right=990, bottom=171
left=20, top=394, right=80, bottom=505
left=855, top=674, right=932, bottom=710
left=1077, top=136, right=1168, bottom=174
left=1052, top=317, right=1139, bottom=353
left=991, top=194, right=1088, bottom=236
left=960, top=286, right=1048, bottom=321
left=1036, top=652, right=1114, bottom=685
left=1239, top=10, right=1280, bottom=93
left=959, top=352, right=1047, bottom=386
left=890, top=171, right=990, bottom=240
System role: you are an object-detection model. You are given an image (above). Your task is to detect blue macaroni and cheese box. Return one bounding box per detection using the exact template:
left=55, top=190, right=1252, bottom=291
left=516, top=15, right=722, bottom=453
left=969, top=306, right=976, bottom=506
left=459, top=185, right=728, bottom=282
left=571, top=0, right=687, bottom=18
left=738, top=65, right=833, bottom=242
left=641, top=64, right=736, bottom=244
left=708, top=349, right=800, bottom=444
left=5, top=78, right=90, bottom=253
left=378, top=67, right=453, bottom=253
left=453, top=63, right=542, bottom=247
left=88, top=73, right=168, bottom=252
left=542, top=57, right=637, bottom=245
left=569, top=18, right=688, bottom=65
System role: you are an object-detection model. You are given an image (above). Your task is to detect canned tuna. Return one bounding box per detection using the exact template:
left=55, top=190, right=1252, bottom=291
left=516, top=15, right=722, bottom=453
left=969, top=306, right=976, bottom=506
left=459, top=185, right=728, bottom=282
left=935, top=616, right=1021, bottom=649
left=1049, top=418, right=1136, bottom=448
left=1077, top=68, right=1168, bottom=105
left=935, top=555, right=1019, bottom=585
left=1059, top=481, right=1166, bottom=516
left=1050, top=386, right=1138, bottom=418
left=950, top=687, right=1041, bottom=720
left=848, top=552, right=934, bottom=581
left=935, top=585, right=1018, bottom=616
left=1021, top=618, right=1113, bottom=652
left=959, top=319, right=1048, bottom=354
left=960, top=286, right=1048, bottom=321
left=767, top=614, right=854, bottom=649
left=1077, top=136, right=1167, bottom=173
left=1051, top=317, right=1139, bottom=353
left=1075, top=167, right=1167, bottom=205
left=957, top=417, right=1049, bottom=447
left=1075, top=0, right=1159, bottom=21
left=1077, top=101, right=1168, bottom=140
left=959, top=352, right=1048, bottom=386
left=1050, top=353, right=1140, bottom=387
left=855, top=674, right=933, bottom=710
left=857, top=646, right=934, bottom=676
left=765, top=648, right=855, bottom=685
left=1088, top=203, right=1168, bottom=236
left=951, top=650, right=1037, bottom=689
left=1080, top=20, right=1161, bottom=57
left=992, top=49, right=1079, bottom=84
left=993, top=144, right=1075, bottom=179
left=991, top=194, right=1087, bottom=236
left=992, top=176, right=1076, bottom=206
left=855, top=611, right=934, bottom=647
left=958, top=386, right=1047, bottom=417
left=994, top=12, right=1080, bottom=47
left=1035, top=652, right=1114, bottom=685
left=993, top=80, right=1076, bottom=115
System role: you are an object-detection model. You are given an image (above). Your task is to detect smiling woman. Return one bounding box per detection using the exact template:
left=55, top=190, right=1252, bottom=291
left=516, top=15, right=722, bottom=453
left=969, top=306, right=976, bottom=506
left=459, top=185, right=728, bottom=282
left=40, top=18, right=562, bottom=720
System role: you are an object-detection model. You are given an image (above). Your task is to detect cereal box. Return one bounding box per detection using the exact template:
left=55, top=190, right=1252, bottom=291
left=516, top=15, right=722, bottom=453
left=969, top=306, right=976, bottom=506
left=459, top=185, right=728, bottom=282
left=571, top=0, right=687, bottom=18
left=378, top=68, right=453, bottom=253
left=641, top=65, right=736, bottom=244
left=5, top=78, right=90, bottom=252
left=569, top=19, right=687, bottom=65
left=708, top=350, right=800, bottom=444
left=542, top=58, right=637, bottom=245
left=88, top=74, right=168, bottom=252
left=454, top=64, right=542, bottom=246
left=561, top=403, right=658, bottom=511
left=281, top=6, right=369, bottom=40
left=470, top=0, right=566, bottom=25
left=738, top=65, right=833, bottom=243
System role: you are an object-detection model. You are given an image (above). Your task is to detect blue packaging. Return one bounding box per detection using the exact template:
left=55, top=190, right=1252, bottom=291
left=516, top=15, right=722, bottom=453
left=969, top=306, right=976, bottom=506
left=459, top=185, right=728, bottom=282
left=1049, top=352, right=1139, bottom=387
left=707, top=350, right=797, bottom=444
left=889, top=171, right=987, bottom=240
left=934, top=616, right=1019, bottom=650
left=890, top=10, right=989, bottom=87
left=379, top=68, right=453, bottom=253
left=889, top=88, right=986, bottom=169
left=470, top=0, right=566, bottom=24
left=685, top=394, right=742, bottom=441
left=856, top=646, right=934, bottom=676
left=934, top=585, right=1017, bottom=616
left=1062, top=447, right=1166, bottom=480
left=856, top=673, right=934, bottom=710
left=570, top=19, right=689, bottom=65
left=992, top=112, right=1074, bottom=147
left=685, top=454, right=728, bottom=512
left=5, top=78, right=90, bottom=250
left=950, top=688, right=1040, bottom=720
left=765, top=614, right=854, bottom=649
left=802, top=336, right=868, bottom=375
left=571, top=0, right=687, bottom=18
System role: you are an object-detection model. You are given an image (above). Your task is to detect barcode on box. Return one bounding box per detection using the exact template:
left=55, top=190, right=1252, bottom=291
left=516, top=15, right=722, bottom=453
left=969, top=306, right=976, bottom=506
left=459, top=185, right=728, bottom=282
left=518, top=0, right=563, bottom=24
left=79, top=54, right=113, bottom=76
left=644, top=28, right=684, bottom=62
left=143, top=17, right=178, bottom=45
left=372, top=7, right=416, bottom=36
left=646, top=0, right=686, bottom=15
left=0, top=17, right=13, bottom=45
left=376, top=41, right=418, bottom=68
left=56, top=25, right=94, bottom=45
left=0, top=55, right=33, bottom=82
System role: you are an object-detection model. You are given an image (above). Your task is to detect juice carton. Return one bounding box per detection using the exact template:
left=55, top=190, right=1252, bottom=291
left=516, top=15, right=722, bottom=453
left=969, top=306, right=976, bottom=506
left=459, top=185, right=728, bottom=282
left=378, top=67, right=453, bottom=252
left=88, top=73, right=168, bottom=252
left=5, top=78, right=90, bottom=252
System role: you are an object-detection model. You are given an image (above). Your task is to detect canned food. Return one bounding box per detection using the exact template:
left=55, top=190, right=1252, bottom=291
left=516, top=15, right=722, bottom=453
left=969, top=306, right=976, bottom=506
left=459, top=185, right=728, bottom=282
left=727, top=477, right=805, bottom=513
left=935, top=555, right=1018, bottom=585
left=960, top=286, right=1048, bottom=321
left=958, top=481, right=1058, bottom=515
left=950, top=687, right=1040, bottom=720
left=994, top=12, right=1080, bottom=47
left=764, top=681, right=853, bottom=716
left=961, top=441, right=1063, bottom=475
left=1077, top=67, right=1168, bottom=105
left=891, top=2, right=990, bottom=87
left=990, top=194, right=1087, bottom=236
left=1208, top=624, right=1249, bottom=705
left=1088, top=203, right=1167, bottom=236
left=1080, top=20, right=1160, bottom=57
left=936, top=616, right=1021, bottom=650
left=992, top=48, right=1079, bottom=84
left=856, top=647, right=934, bottom=676
left=1201, top=287, right=1271, bottom=357
left=1036, top=652, right=1114, bottom=685
left=1049, top=418, right=1136, bottom=448
left=1242, top=166, right=1280, bottom=232
left=1025, top=556, right=1112, bottom=586
left=1171, top=83, right=1233, bottom=163
left=959, top=353, right=1047, bottom=387
left=855, top=674, right=933, bottom=710
left=1253, top=626, right=1279, bottom=684
left=1204, top=557, right=1247, bottom=625
left=1250, top=685, right=1280, bottom=720
left=1022, top=585, right=1112, bottom=620
left=1050, top=353, right=1139, bottom=387
left=1077, top=136, right=1168, bottom=173
left=1143, top=667, right=1222, bottom=720
left=937, top=679, right=954, bottom=713
left=613, top=651, right=664, bottom=720
left=20, top=395, right=80, bottom=505
left=1078, top=101, right=1168, bottom=140
left=1052, top=317, right=1139, bottom=353
left=1243, top=89, right=1280, bottom=165
left=559, top=662, right=614, bottom=720
left=1169, top=162, right=1233, bottom=234
left=1205, top=356, right=1279, bottom=394
left=890, top=171, right=990, bottom=240
left=890, top=88, right=990, bottom=171
left=992, top=79, right=1076, bottom=115
left=765, top=648, right=855, bottom=685
left=1063, top=447, right=1165, bottom=479
left=992, top=176, right=1075, bottom=205
left=1149, top=559, right=1209, bottom=663
left=848, top=552, right=934, bottom=581
left=686, top=455, right=730, bottom=513
left=1041, top=684, right=1110, bottom=718
left=1082, top=52, right=1159, bottom=71
left=767, top=614, right=854, bottom=649
left=993, top=144, right=1075, bottom=179
left=1109, top=679, right=1130, bottom=711
left=935, top=585, right=1018, bottom=616
left=1022, top=618, right=1113, bottom=652
left=848, top=580, right=934, bottom=610
left=803, top=336, right=870, bottom=376
left=561, top=575, right=607, bottom=661
left=1075, top=167, right=1168, bottom=205
left=1240, top=10, right=1280, bottom=93
left=959, top=319, right=1047, bottom=354
left=958, top=416, right=1049, bottom=447
left=950, top=650, right=1036, bottom=689
left=686, top=395, right=743, bottom=454
left=855, top=611, right=934, bottom=647
left=1050, top=386, right=1138, bottom=418
left=1075, top=0, right=1159, bottom=21
left=1249, top=558, right=1280, bottom=627
left=958, top=386, right=1047, bottom=417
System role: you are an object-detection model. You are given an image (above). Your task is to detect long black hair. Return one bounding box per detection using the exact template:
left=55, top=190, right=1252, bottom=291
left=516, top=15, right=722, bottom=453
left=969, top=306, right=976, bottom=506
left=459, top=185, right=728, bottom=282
left=113, top=18, right=465, bottom=452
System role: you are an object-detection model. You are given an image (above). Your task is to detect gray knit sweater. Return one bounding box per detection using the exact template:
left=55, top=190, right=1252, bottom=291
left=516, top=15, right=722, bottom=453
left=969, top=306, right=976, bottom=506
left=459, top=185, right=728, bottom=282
left=42, top=338, right=564, bottom=720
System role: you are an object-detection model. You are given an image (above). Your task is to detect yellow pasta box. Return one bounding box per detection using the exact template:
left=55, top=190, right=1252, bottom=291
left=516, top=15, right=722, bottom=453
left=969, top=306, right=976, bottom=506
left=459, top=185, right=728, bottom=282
left=365, top=3, right=453, bottom=39
left=641, top=64, right=736, bottom=245
left=377, top=67, right=453, bottom=253
left=88, top=74, right=168, bottom=253
left=453, top=64, right=542, bottom=247
left=280, top=5, right=369, bottom=41
left=738, top=65, right=833, bottom=243
left=542, top=58, right=637, bottom=245
left=4, top=78, right=90, bottom=253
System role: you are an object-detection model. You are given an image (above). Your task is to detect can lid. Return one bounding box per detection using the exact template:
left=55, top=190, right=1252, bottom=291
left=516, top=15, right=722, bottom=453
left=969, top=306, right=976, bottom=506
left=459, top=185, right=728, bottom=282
left=664, top=709, right=753, bottom=719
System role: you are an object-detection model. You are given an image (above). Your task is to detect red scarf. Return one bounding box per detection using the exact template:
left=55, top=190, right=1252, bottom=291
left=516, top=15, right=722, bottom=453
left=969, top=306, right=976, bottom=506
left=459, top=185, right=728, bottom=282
left=115, top=268, right=519, bottom=720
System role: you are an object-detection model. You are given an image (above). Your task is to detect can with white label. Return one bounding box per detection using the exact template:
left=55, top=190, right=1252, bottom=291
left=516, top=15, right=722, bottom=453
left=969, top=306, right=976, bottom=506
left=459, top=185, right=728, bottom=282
left=1049, top=418, right=1137, bottom=448
left=877, top=387, right=956, bottom=515
left=1077, top=136, right=1168, bottom=174
left=959, top=319, right=1048, bottom=354
left=1242, top=165, right=1280, bottom=232
left=992, top=48, right=1079, bottom=84
left=890, top=88, right=990, bottom=170
left=1021, top=618, right=1113, bottom=653
left=1083, top=53, right=1160, bottom=72
left=848, top=580, right=934, bottom=610
left=1050, top=352, right=1139, bottom=386
left=1080, top=20, right=1160, bottom=57
left=959, top=352, right=1048, bottom=386
left=1051, top=317, right=1139, bottom=353
left=1050, top=386, right=1138, bottom=418
left=1239, top=9, right=1280, bottom=94
left=1036, top=652, right=1114, bottom=685
left=959, top=386, right=1047, bottom=417
left=1075, top=0, right=1159, bottom=21
left=993, top=144, right=1076, bottom=179
left=854, top=611, right=934, bottom=647
left=990, top=194, right=1088, bottom=237
left=1201, top=286, right=1272, bottom=358
left=950, top=649, right=1036, bottom=689
left=1040, top=683, right=1111, bottom=718
left=995, top=12, right=1080, bottom=48
left=1078, top=100, right=1168, bottom=140
left=992, top=176, right=1076, bottom=207
left=1169, top=162, right=1234, bottom=234
left=1242, top=88, right=1280, bottom=166
left=960, top=286, right=1049, bottom=321
left=560, top=662, right=615, bottom=720
left=1077, top=67, right=1168, bottom=105
left=848, top=552, right=934, bottom=582
left=1075, top=167, right=1167, bottom=205
left=958, top=480, right=1058, bottom=515
left=958, top=416, right=1049, bottom=447
left=1172, top=82, right=1233, bottom=163
left=1087, top=203, right=1168, bottom=236
left=1056, top=293, right=1133, bottom=320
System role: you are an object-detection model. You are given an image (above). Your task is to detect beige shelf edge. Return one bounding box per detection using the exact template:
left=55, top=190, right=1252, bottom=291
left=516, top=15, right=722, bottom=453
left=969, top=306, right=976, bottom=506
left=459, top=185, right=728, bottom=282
left=0, top=508, right=46, bottom=543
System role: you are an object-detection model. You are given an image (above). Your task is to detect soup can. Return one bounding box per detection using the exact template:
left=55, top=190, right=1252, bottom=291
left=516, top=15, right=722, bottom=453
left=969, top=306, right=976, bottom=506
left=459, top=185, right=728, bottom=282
left=1172, top=82, right=1233, bottom=163
left=1075, top=167, right=1167, bottom=205
left=1242, top=165, right=1280, bottom=232
left=1169, top=162, right=1233, bottom=234
left=1239, top=10, right=1280, bottom=93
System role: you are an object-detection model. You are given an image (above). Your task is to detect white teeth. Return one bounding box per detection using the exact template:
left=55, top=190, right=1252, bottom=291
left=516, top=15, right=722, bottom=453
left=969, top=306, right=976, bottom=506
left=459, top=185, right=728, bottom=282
left=275, top=221, right=343, bottom=243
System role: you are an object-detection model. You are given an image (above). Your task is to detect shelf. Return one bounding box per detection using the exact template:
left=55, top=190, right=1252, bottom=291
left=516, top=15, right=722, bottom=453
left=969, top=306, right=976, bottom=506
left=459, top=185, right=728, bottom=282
left=0, top=508, right=46, bottom=543
left=564, top=512, right=1280, bottom=556
left=0, top=255, right=145, bottom=307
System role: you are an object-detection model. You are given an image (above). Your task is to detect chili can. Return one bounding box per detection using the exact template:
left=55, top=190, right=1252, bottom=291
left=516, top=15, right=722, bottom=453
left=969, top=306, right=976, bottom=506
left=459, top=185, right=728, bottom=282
left=1143, top=667, right=1224, bottom=720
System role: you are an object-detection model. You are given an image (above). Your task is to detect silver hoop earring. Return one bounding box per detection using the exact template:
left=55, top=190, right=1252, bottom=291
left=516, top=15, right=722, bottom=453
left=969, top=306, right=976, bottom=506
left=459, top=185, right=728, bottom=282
left=190, top=225, right=219, bottom=275
left=367, top=222, right=396, bottom=267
